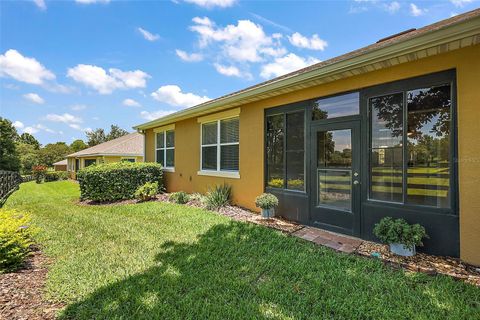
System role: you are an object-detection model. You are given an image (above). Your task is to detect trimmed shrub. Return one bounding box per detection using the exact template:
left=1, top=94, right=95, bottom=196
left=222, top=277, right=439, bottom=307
left=45, top=171, right=68, bottom=182
left=135, top=182, right=159, bottom=201
left=77, top=162, right=163, bottom=202
left=169, top=191, right=189, bottom=204
left=32, top=165, right=47, bottom=184
left=373, top=217, right=429, bottom=250
left=204, top=184, right=231, bottom=210
left=0, top=209, right=38, bottom=272
left=255, top=193, right=279, bottom=210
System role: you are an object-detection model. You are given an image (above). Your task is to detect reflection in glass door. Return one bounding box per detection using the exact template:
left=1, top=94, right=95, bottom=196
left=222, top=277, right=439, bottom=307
left=317, top=129, right=352, bottom=211
left=311, top=122, right=360, bottom=236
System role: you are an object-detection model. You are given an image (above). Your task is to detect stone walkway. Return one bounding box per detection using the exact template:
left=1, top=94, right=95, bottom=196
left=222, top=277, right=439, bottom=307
left=291, top=227, right=363, bottom=253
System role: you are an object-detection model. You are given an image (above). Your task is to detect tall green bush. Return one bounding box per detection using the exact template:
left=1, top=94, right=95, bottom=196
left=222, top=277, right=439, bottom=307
left=77, top=162, right=163, bottom=202
left=0, top=209, right=38, bottom=272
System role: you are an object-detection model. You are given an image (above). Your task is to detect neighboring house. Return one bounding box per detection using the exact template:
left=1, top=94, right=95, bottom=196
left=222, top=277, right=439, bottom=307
left=134, top=10, right=480, bottom=265
left=66, top=132, right=144, bottom=178
left=53, top=159, right=67, bottom=171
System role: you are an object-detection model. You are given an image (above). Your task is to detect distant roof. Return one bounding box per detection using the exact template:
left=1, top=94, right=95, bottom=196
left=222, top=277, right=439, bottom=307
left=53, top=159, right=67, bottom=166
left=67, top=132, right=143, bottom=158
left=134, top=8, right=480, bottom=130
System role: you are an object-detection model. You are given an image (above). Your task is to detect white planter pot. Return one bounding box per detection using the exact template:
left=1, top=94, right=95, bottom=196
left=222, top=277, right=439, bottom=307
left=261, top=208, right=274, bottom=219
left=389, top=243, right=416, bottom=256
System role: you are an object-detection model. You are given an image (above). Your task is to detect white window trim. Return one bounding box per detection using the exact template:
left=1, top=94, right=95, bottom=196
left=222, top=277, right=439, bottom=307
left=155, top=130, right=175, bottom=170
left=199, top=116, right=240, bottom=179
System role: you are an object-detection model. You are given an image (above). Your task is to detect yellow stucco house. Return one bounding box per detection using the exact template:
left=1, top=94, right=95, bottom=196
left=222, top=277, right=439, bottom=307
left=134, top=10, right=480, bottom=265
left=66, top=132, right=144, bottom=178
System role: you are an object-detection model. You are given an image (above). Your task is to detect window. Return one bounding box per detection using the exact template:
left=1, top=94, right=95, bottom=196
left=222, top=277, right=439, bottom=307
left=84, top=159, right=96, bottom=167
left=266, top=110, right=305, bottom=191
left=155, top=130, right=175, bottom=168
left=121, top=158, right=136, bottom=163
left=369, top=84, right=452, bottom=208
left=201, top=117, right=239, bottom=172
left=311, top=92, right=359, bottom=120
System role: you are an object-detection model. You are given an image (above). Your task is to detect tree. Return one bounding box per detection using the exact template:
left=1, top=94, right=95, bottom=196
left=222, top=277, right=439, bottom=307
left=86, top=125, right=129, bottom=147
left=38, top=142, right=71, bottom=167
left=0, top=117, right=21, bottom=171
left=17, top=142, right=39, bottom=174
left=18, top=132, right=40, bottom=149
left=18, top=133, right=40, bottom=149
left=86, top=128, right=106, bottom=147
left=107, top=125, right=129, bottom=141
left=70, top=139, right=87, bottom=152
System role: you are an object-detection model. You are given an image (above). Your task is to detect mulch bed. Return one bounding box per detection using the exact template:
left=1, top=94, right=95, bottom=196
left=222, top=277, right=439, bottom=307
left=0, top=248, right=64, bottom=320
left=356, top=242, right=480, bottom=286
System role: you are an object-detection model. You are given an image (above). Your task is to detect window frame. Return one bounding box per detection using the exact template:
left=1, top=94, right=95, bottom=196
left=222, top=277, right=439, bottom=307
left=155, top=129, right=175, bottom=171
left=265, top=102, right=307, bottom=193
left=199, top=115, right=240, bottom=178
left=363, top=69, right=457, bottom=214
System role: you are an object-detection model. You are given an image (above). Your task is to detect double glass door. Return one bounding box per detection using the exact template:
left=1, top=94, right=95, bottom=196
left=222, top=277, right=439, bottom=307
left=310, top=121, right=361, bottom=236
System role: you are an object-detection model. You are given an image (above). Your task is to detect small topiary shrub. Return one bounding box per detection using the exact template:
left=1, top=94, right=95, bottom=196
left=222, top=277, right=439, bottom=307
left=373, top=217, right=429, bottom=250
left=77, top=162, right=163, bottom=202
left=169, top=191, right=190, bottom=204
left=255, top=193, right=279, bottom=210
left=0, top=209, right=38, bottom=272
left=134, top=181, right=159, bottom=201
left=32, top=165, right=47, bottom=184
left=204, top=184, right=231, bottom=210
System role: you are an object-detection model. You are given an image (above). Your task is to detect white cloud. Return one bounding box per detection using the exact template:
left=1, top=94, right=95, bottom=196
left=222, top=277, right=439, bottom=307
left=151, top=85, right=210, bottom=107
left=32, top=0, right=46, bottom=10
left=176, top=50, right=204, bottom=62
left=23, top=93, right=45, bottom=104
left=384, top=1, right=401, bottom=13
left=23, top=126, right=39, bottom=134
left=213, top=63, right=251, bottom=79
left=123, top=98, right=141, bottom=107
left=75, top=0, right=110, bottom=4
left=190, top=17, right=284, bottom=63
left=410, top=3, right=426, bottom=16
left=137, top=27, right=160, bottom=42
left=183, top=0, right=236, bottom=9
left=13, top=121, right=24, bottom=129
left=45, top=113, right=82, bottom=124
left=23, top=123, right=55, bottom=134
left=67, top=64, right=150, bottom=94
left=260, top=53, right=320, bottom=79
left=288, top=32, right=327, bottom=51
left=450, top=0, right=473, bottom=7
left=0, top=49, right=55, bottom=85
left=140, top=110, right=177, bottom=121
left=71, top=104, right=87, bottom=111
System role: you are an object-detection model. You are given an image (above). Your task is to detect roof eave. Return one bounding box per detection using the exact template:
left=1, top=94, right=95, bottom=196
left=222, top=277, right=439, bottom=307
left=133, top=14, right=480, bottom=131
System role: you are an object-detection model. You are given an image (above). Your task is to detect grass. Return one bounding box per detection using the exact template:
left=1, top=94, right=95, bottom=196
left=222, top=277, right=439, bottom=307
left=5, top=181, right=480, bottom=319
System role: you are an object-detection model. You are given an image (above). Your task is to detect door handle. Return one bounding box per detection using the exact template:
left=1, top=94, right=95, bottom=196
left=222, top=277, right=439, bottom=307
left=353, top=180, right=360, bottom=185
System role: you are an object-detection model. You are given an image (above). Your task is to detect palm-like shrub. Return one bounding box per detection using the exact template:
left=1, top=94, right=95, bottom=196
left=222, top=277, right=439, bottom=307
left=204, top=184, right=231, bottom=210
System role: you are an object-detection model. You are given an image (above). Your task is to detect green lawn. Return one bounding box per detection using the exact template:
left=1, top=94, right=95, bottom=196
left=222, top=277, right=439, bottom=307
left=5, top=181, right=480, bottom=319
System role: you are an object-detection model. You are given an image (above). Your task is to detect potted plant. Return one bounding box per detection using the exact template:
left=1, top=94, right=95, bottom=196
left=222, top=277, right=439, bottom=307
left=255, top=193, right=279, bottom=219
left=373, top=217, right=429, bottom=256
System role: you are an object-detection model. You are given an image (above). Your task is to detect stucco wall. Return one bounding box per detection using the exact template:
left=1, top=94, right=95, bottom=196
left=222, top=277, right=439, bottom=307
left=144, top=44, right=480, bottom=265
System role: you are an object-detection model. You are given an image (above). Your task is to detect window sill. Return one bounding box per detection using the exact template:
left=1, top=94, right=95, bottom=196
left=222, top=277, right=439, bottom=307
left=163, top=168, right=175, bottom=173
left=197, top=170, right=240, bottom=179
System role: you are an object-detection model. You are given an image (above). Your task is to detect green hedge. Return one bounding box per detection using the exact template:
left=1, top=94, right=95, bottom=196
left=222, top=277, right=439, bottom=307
left=77, top=162, right=163, bottom=202
left=45, top=171, right=68, bottom=182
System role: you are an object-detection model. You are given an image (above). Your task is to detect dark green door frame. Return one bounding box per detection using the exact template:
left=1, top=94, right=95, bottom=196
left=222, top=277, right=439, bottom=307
left=309, top=120, right=361, bottom=237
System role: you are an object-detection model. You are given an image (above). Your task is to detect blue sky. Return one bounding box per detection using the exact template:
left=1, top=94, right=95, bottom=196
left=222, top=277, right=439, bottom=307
left=0, top=0, right=477, bottom=145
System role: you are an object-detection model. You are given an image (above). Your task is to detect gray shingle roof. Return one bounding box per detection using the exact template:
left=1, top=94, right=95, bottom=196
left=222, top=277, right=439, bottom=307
left=53, top=159, right=67, bottom=166
left=66, top=132, right=143, bottom=158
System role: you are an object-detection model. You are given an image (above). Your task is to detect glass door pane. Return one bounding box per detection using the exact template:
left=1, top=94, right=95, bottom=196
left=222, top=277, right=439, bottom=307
left=316, top=129, right=352, bottom=211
